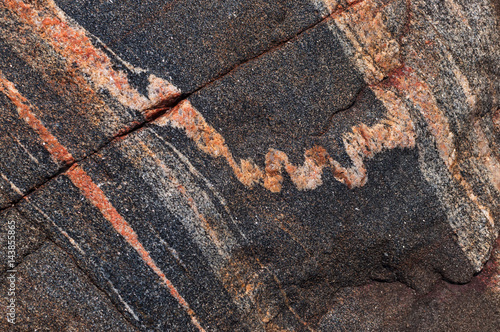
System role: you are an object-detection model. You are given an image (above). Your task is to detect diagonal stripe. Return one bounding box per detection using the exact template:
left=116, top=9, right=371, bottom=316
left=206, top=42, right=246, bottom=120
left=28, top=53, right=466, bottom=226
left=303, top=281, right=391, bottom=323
left=0, top=70, right=75, bottom=165
left=3, top=0, right=180, bottom=112
left=0, top=67, right=205, bottom=330
left=66, top=164, right=206, bottom=332
left=0, top=172, right=23, bottom=196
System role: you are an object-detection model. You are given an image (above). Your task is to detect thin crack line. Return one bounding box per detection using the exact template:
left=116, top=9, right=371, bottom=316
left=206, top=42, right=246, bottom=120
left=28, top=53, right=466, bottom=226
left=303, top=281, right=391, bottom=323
left=0, top=228, right=46, bottom=282
left=44, top=238, right=143, bottom=331
left=179, top=0, right=368, bottom=98
left=0, top=104, right=176, bottom=213
left=0, top=1, right=370, bottom=211
left=312, top=84, right=368, bottom=137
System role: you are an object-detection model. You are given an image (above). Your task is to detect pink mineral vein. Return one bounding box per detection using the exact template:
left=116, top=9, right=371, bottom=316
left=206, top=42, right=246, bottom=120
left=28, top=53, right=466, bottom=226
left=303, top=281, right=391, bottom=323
left=4, top=0, right=180, bottom=112
left=66, top=164, right=206, bottom=332
left=156, top=96, right=416, bottom=193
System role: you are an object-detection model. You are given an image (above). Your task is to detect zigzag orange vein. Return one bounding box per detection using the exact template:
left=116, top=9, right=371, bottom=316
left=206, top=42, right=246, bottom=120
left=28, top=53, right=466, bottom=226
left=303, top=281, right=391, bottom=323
left=157, top=97, right=416, bottom=193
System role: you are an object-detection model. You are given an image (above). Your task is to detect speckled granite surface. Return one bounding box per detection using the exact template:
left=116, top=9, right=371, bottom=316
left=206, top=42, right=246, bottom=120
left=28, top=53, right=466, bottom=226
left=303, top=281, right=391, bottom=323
left=1, top=0, right=499, bottom=330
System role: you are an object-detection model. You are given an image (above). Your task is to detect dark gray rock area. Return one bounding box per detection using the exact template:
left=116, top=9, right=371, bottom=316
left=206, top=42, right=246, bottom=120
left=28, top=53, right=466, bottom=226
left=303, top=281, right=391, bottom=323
left=1, top=0, right=499, bottom=331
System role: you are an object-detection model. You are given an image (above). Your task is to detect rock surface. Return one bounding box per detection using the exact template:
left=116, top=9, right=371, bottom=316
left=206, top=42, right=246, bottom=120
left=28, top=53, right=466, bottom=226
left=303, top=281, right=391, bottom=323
left=0, top=0, right=499, bottom=331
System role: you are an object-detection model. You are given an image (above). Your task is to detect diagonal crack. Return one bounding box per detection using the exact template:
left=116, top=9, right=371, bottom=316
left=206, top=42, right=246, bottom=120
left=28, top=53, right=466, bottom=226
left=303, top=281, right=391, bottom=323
left=0, top=103, right=174, bottom=213
left=0, top=0, right=368, bottom=212
left=180, top=1, right=367, bottom=98
left=312, top=84, right=367, bottom=137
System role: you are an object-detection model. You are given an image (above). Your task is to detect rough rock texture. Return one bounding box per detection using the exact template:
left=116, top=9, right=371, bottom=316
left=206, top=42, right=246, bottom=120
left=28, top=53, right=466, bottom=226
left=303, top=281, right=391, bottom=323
left=0, top=242, right=138, bottom=331
left=0, top=208, right=44, bottom=274
left=0, top=0, right=499, bottom=331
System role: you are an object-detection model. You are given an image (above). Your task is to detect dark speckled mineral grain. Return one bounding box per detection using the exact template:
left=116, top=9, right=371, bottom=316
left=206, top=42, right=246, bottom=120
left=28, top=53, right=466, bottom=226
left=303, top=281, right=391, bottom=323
left=1, top=0, right=499, bottom=331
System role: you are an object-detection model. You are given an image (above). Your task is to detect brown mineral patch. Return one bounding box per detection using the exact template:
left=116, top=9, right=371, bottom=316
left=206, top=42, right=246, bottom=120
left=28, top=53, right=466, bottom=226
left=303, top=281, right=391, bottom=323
left=220, top=255, right=273, bottom=329
left=493, top=108, right=500, bottom=132
left=220, top=252, right=312, bottom=331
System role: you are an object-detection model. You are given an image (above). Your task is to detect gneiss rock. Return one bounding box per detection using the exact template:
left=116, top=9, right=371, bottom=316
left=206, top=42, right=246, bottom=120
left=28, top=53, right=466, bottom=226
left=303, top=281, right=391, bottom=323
left=0, top=0, right=180, bottom=207
left=0, top=208, right=45, bottom=274
left=0, top=242, right=138, bottom=331
left=0, top=0, right=499, bottom=330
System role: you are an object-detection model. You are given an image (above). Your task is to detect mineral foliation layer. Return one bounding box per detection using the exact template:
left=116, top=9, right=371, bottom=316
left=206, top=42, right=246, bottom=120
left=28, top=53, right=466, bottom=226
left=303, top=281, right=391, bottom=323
left=1, top=0, right=499, bottom=331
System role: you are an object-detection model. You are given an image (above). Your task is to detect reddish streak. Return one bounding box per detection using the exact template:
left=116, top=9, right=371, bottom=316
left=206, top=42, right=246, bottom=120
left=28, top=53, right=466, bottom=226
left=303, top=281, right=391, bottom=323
left=0, top=71, right=75, bottom=165
left=66, top=165, right=206, bottom=332
left=4, top=0, right=180, bottom=112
